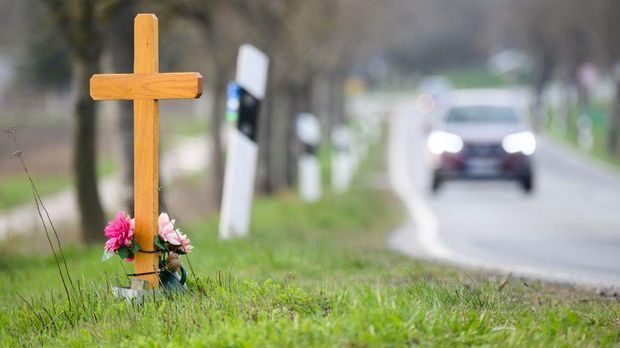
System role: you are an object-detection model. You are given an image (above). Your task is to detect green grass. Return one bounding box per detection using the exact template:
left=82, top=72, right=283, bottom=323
left=0, top=159, right=116, bottom=212
left=164, top=116, right=209, bottom=137
left=438, top=67, right=519, bottom=89
left=0, top=174, right=70, bottom=211
left=318, top=144, right=332, bottom=188
left=545, top=104, right=620, bottom=170
left=1, top=143, right=619, bottom=346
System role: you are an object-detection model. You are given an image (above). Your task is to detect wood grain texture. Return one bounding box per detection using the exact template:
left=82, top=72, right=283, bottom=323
left=134, top=14, right=158, bottom=74
left=132, top=13, right=159, bottom=288
left=87, top=13, right=203, bottom=289
left=90, top=73, right=203, bottom=100
left=133, top=99, right=159, bottom=288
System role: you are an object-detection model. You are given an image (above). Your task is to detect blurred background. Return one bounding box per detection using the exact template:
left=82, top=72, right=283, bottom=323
left=1, top=0, right=620, bottom=284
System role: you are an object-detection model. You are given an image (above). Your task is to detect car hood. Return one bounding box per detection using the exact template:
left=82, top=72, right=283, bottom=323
left=444, top=124, right=527, bottom=143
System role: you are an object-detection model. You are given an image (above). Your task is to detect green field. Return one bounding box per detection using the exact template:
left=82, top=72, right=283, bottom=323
left=0, top=159, right=116, bottom=213
left=2, top=142, right=620, bottom=346
left=438, top=67, right=520, bottom=89
left=0, top=174, right=70, bottom=212
left=546, top=104, right=620, bottom=170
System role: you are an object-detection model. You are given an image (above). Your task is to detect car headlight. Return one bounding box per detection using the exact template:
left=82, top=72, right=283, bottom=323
left=427, top=131, right=463, bottom=155
left=502, top=131, right=536, bottom=155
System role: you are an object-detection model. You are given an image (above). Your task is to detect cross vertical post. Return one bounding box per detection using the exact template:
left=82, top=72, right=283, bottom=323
left=90, top=13, right=203, bottom=289
left=133, top=14, right=159, bottom=288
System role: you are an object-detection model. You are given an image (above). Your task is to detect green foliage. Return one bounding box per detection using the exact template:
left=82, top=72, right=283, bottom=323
left=116, top=246, right=132, bottom=261
left=154, top=236, right=167, bottom=251
left=162, top=116, right=209, bottom=138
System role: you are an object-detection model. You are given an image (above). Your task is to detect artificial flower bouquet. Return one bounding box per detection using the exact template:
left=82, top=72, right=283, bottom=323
left=102, top=211, right=193, bottom=262
left=102, top=211, right=193, bottom=291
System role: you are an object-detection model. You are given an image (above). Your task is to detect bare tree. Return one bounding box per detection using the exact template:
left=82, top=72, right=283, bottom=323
left=106, top=3, right=135, bottom=213
left=165, top=0, right=244, bottom=207
left=166, top=0, right=306, bottom=194
left=167, top=0, right=481, bottom=195
left=41, top=0, right=129, bottom=242
left=510, top=0, right=620, bottom=155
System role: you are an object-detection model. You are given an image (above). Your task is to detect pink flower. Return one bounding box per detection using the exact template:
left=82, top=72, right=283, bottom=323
left=158, top=213, right=181, bottom=246
left=177, top=231, right=193, bottom=254
left=103, top=211, right=134, bottom=252
left=158, top=212, right=193, bottom=253
left=158, top=212, right=173, bottom=229
left=161, top=228, right=183, bottom=246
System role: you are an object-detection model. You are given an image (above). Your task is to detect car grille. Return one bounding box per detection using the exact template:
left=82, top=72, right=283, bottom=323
left=463, top=143, right=504, bottom=156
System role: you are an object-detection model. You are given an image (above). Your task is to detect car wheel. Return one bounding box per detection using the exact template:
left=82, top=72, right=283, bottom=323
left=520, top=175, right=533, bottom=193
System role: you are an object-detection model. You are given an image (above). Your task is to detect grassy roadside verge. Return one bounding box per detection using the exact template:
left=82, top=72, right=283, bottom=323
left=545, top=105, right=620, bottom=170
left=439, top=67, right=516, bottom=89
left=0, top=158, right=117, bottom=212
left=0, top=174, right=70, bottom=211
left=1, top=139, right=619, bottom=346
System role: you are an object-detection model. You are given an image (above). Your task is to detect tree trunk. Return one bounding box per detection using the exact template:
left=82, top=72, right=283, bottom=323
left=118, top=100, right=134, bottom=210
left=556, top=78, right=572, bottom=134
left=607, top=81, right=620, bottom=156
left=256, top=61, right=294, bottom=195
left=108, top=4, right=134, bottom=213
left=329, top=74, right=346, bottom=130
left=576, top=81, right=590, bottom=114
left=208, top=71, right=227, bottom=209
left=268, top=85, right=291, bottom=192
left=270, top=88, right=284, bottom=191
left=256, top=84, right=273, bottom=194
left=73, top=57, right=105, bottom=243
left=286, top=87, right=299, bottom=188
left=312, top=74, right=331, bottom=142
left=532, top=51, right=552, bottom=131
left=286, top=82, right=313, bottom=187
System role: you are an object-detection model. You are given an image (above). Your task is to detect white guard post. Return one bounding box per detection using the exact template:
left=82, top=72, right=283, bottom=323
left=296, top=113, right=322, bottom=202
left=219, top=45, right=269, bottom=239
left=331, top=125, right=353, bottom=193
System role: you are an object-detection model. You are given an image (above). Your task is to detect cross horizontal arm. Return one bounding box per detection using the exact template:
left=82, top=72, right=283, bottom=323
left=90, top=72, right=203, bottom=100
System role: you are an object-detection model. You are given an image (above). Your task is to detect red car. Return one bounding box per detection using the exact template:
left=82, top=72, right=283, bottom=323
left=428, top=97, right=535, bottom=193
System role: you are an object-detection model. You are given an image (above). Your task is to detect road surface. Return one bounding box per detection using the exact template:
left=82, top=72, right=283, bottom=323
left=387, top=98, right=620, bottom=288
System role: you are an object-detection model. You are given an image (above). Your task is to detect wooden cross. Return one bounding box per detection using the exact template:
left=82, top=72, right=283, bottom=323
left=90, top=14, right=203, bottom=288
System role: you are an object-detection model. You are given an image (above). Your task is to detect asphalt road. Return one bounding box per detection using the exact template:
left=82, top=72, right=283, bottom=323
left=388, top=98, right=620, bottom=288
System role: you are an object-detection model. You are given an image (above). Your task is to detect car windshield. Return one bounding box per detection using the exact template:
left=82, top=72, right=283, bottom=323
left=445, top=106, right=519, bottom=124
